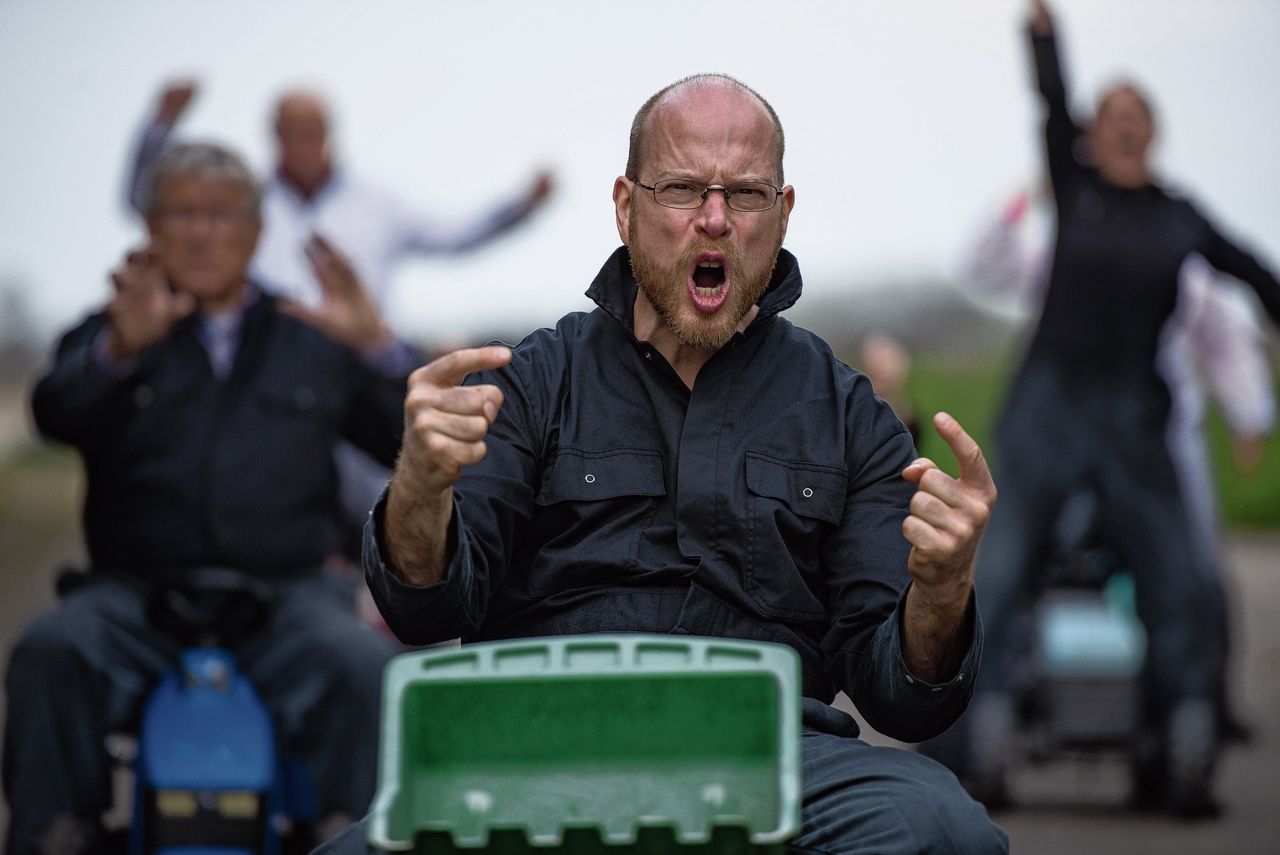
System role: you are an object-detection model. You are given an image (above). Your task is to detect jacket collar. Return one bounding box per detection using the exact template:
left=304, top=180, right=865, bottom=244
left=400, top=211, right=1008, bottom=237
left=585, top=245, right=803, bottom=336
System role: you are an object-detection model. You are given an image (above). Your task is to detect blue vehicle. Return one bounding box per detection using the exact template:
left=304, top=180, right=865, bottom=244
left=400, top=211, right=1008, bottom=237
left=56, top=568, right=317, bottom=855
left=132, top=646, right=285, bottom=855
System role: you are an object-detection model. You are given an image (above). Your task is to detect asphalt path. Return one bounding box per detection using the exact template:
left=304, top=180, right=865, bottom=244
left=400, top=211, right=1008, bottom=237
left=845, top=533, right=1280, bottom=854
left=1, top=445, right=1276, bottom=852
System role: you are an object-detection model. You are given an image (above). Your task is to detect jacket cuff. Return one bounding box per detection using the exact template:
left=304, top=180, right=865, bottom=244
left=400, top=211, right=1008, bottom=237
left=361, top=487, right=480, bottom=644
left=893, top=583, right=983, bottom=693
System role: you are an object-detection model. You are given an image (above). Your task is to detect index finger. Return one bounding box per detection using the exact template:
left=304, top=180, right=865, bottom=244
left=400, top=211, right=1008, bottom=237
left=932, top=411, right=993, bottom=488
left=417, top=345, right=513, bottom=388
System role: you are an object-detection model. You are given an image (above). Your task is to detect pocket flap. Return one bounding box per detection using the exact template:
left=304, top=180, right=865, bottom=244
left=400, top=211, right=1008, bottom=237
left=536, top=449, right=666, bottom=505
left=745, top=452, right=846, bottom=524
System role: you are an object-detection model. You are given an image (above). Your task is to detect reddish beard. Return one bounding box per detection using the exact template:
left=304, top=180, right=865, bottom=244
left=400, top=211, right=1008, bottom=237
left=627, top=218, right=781, bottom=351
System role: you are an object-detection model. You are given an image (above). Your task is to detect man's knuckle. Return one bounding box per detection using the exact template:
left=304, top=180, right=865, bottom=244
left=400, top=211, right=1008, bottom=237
left=425, top=432, right=452, bottom=457
left=921, top=468, right=947, bottom=491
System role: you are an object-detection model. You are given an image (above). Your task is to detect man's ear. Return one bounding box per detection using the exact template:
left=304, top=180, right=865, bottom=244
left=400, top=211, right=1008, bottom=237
left=778, top=185, right=795, bottom=242
left=613, top=176, right=633, bottom=245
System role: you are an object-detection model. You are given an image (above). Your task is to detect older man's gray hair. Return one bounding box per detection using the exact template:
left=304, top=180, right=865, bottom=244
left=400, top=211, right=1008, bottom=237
left=141, top=141, right=262, bottom=218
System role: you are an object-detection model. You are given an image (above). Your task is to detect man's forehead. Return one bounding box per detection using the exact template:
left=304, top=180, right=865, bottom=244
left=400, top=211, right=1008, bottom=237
left=653, top=84, right=771, bottom=134
left=645, top=84, right=777, bottom=173
left=277, top=93, right=328, bottom=127
left=156, top=173, right=251, bottom=201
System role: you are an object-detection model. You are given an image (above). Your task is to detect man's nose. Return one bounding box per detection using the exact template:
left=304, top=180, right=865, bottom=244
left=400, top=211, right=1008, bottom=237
left=696, top=190, right=731, bottom=239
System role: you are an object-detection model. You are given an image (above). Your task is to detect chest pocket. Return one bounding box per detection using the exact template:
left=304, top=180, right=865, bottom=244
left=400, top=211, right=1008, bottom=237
left=744, top=452, right=847, bottom=621
left=252, top=382, right=340, bottom=420
left=529, top=449, right=667, bottom=596
left=535, top=449, right=665, bottom=505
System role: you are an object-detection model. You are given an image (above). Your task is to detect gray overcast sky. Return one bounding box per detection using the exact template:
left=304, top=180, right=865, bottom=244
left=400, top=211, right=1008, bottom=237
left=1, top=0, right=1277, bottom=341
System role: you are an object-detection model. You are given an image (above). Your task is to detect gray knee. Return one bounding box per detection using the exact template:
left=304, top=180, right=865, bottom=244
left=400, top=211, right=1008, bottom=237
left=6, top=610, right=92, bottom=689
left=907, top=753, right=1008, bottom=854
left=312, top=624, right=397, bottom=700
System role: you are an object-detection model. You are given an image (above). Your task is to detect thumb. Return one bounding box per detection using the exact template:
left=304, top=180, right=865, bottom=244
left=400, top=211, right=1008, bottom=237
left=901, top=457, right=939, bottom=485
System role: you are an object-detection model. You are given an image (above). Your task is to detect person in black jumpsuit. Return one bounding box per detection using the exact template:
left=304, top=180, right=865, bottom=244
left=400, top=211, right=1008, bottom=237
left=963, top=0, right=1280, bottom=817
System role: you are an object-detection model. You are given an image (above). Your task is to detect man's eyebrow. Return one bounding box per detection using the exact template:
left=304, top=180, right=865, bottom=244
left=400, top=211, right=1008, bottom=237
left=650, top=170, right=773, bottom=184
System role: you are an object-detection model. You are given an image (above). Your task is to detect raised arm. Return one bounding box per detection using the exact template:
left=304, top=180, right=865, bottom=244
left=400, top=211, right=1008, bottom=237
left=382, top=346, right=513, bottom=587
left=127, top=82, right=197, bottom=215
left=363, top=343, right=550, bottom=644
left=1196, top=214, right=1280, bottom=328
left=393, top=170, right=554, bottom=256
left=1027, top=0, right=1085, bottom=196
left=899, top=413, right=997, bottom=681
left=276, top=234, right=417, bottom=468
left=32, top=249, right=195, bottom=447
left=821, top=396, right=993, bottom=741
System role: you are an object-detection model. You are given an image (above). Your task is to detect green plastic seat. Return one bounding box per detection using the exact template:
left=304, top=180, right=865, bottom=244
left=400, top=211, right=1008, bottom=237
left=367, top=634, right=802, bottom=853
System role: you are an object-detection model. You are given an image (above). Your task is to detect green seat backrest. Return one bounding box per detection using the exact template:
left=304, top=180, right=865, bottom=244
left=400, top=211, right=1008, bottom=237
left=368, top=635, right=802, bottom=853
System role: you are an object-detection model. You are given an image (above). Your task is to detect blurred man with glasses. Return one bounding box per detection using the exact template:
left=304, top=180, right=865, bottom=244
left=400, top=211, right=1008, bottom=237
left=320, top=74, right=1007, bottom=853
left=125, top=83, right=555, bottom=564
left=6, top=142, right=411, bottom=855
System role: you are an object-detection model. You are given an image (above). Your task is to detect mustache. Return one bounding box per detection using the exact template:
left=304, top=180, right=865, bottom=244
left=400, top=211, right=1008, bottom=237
left=677, top=241, right=739, bottom=268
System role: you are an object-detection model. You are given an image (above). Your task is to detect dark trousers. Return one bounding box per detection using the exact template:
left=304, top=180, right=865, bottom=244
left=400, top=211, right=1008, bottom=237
left=2, top=572, right=399, bottom=855
left=975, top=365, right=1225, bottom=714
left=313, top=700, right=1008, bottom=855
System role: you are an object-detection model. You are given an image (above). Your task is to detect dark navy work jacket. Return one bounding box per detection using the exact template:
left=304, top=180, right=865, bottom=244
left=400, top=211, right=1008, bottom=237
left=33, top=291, right=408, bottom=581
left=366, top=247, right=981, bottom=741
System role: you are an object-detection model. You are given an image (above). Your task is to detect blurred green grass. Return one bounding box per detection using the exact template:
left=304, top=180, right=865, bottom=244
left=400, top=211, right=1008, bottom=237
left=2, top=350, right=1276, bottom=560
left=904, top=353, right=1280, bottom=528
left=0, top=444, right=83, bottom=562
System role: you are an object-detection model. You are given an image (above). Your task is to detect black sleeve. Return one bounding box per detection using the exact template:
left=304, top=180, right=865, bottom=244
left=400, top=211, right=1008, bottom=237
left=363, top=338, right=549, bottom=644
left=819, top=388, right=982, bottom=741
left=1196, top=212, right=1280, bottom=327
left=1030, top=29, right=1086, bottom=199
left=30, top=314, right=150, bottom=450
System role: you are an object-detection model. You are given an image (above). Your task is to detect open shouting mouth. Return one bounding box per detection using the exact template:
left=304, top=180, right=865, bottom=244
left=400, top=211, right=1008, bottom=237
left=688, top=252, right=729, bottom=314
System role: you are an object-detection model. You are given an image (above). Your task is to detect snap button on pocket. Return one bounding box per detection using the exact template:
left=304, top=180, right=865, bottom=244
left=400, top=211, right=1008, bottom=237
left=293, top=385, right=316, bottom=411
left=802, top=487, right=814, bottom=498
left=584, top=474, right=596, bottom=483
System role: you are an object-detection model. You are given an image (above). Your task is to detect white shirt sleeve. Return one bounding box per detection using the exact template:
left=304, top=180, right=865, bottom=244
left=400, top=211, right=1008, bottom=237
left=1182, top=256, right=1277, bottom=437
left=959, top=210, right=1050, bottom=306
left=391, top=192, right=531, bottom=256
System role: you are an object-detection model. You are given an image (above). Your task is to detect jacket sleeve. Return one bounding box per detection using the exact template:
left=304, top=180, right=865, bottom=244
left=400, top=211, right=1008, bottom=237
left=126, top=118, right=174, bottom=216
left=819, top=385, right=982, bottom=742
left=30, top=314, right=151, bottom=449
left=393, top=193, right=533, bottom=256
left=1030, top=30, right=1086, bottom=203
left=338, top=342, right=420, bottom=469
left=1195, top=209, right=1280, bottom=329
left=363, top=341, right=548, bottom=645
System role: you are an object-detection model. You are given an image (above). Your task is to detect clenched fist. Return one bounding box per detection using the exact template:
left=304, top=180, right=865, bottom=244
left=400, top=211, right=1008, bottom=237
left=384, top=346, right=513, bottom=585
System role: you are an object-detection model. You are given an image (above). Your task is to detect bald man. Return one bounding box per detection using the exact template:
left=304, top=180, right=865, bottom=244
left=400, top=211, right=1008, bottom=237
left=320, top=73, right=1007, bottom=854
left=126, top=82, right=554, bottom=554
left=127, top=81, right=553, bottom=308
